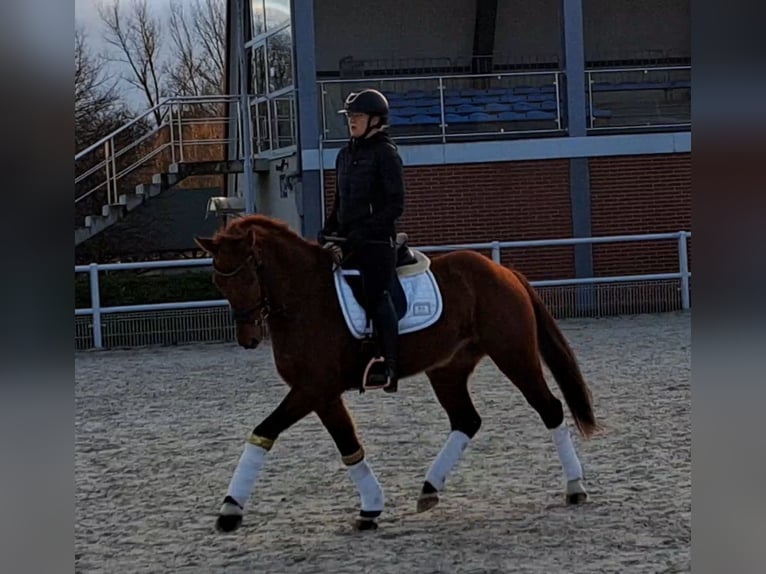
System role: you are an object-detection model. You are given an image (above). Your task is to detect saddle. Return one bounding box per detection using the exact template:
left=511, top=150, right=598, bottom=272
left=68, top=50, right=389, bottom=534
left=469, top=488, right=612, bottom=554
left=394, top=233, right=419, bottom=270
left=334, top=233, right=443, bottom=393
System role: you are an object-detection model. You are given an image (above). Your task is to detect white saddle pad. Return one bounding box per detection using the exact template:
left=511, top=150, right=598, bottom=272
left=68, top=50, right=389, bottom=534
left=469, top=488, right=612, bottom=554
left=333, top=267, right=443, bottom=340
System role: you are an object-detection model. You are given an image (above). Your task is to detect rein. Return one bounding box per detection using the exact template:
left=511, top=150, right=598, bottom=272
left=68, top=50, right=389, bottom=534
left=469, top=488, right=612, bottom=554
left=213, top=253, right=286, bottom=328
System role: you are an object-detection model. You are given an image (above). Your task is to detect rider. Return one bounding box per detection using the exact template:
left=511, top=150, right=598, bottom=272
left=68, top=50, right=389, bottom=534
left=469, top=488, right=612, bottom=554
left=319, top=88, right=406, bottom=393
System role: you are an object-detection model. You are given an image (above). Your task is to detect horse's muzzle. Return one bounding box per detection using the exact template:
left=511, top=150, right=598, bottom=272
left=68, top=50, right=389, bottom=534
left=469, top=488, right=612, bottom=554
left=236, top=324, right=261, bottom=349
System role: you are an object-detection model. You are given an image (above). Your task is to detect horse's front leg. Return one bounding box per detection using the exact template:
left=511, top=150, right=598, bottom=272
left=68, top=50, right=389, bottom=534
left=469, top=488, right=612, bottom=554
left=315, top=396, right=385, bottom=530
left=216, top=388, right=314, bottom=532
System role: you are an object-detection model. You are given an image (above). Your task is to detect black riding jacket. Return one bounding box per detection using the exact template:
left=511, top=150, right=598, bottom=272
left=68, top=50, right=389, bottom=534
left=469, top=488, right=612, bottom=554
left=322, top=132, right=405, bottom=240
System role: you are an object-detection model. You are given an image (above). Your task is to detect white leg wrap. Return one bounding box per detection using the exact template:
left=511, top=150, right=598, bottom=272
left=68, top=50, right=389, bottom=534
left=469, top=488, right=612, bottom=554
left=551, top=422, right=583, bottom=482
left=226, top=443, right=267, bottom=508
left=347, top=459, right=384, bottom=512
left=425, top=430, right=471, bottom=490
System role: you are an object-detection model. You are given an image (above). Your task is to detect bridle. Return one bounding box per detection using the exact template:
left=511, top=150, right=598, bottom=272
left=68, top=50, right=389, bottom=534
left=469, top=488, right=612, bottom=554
left=213, top=253, right=285, bottom=328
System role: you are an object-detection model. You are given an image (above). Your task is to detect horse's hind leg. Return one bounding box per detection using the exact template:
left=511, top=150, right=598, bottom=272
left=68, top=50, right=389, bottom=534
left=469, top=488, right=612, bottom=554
left=418, top=343, right=483, bottom=513
left=484, top=339, right=587, bottom=505
left=315, top=396, right=385, bottom=530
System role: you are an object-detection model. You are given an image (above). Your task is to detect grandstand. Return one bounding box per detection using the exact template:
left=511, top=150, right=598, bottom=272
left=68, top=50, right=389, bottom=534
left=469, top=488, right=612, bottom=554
left=74, top=0, right=690, bottom=312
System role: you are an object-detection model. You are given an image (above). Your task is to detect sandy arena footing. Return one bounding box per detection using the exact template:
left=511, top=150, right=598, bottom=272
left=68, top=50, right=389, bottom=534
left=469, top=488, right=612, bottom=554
left=76, top=312, right=690, bottom=573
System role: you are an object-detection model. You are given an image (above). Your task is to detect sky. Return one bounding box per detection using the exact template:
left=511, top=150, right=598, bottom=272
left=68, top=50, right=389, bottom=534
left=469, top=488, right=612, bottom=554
left=76, top=0, right=176, bottom=109
left=75, top=0, right=173, bottom=30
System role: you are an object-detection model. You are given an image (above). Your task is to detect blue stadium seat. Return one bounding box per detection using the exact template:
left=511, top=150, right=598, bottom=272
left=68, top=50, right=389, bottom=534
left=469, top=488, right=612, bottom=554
left=540, top=101, right=558, bottom=111
left=445, top=96, right=472, bottom=106
left=499, top=111, right=526, bottom=121
left=526, top=110, right=557, bottom=120
left=389, top=115, right=410, bottom=125
left=406, top=98, right=439, bottom=108
left=469, top=112, right=496, bottom=122
left=484, top=102, right=512, bottom=113
left=455, top=103, right=483, bottom=114
left=500, top=94, right=525, bottom=104
left=591, top=108, right=612, bottom=119
left=513, top=101, right=539, bottom=112
left=445, top=113, right=472, bottom=124
left=396, top=106, right=421, bottom=117
left=410, top=114, right=441, bottom=125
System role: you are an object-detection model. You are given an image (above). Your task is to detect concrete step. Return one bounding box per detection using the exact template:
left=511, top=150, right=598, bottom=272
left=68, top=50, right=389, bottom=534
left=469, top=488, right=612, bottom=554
left=118, top=190, right=145, bottom=211
left=136, top=182, right=163, bottom=199
left=102, top=203, right=126, bottom=218
left=151, top=172, right=181, bottom=188
left=75, top=164, right=195, bottom=246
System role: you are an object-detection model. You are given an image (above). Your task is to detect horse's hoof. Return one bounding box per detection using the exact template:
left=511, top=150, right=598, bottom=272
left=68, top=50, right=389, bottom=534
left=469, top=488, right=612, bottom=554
left=354, top=517, right=379, bottom=531
left=565, top=479, right=588, bottom=505
left=216, top=513, right=242, bottom=532
left=566, top=492, right=587, bottom=505
left=416, top=492, right=439, bottom=513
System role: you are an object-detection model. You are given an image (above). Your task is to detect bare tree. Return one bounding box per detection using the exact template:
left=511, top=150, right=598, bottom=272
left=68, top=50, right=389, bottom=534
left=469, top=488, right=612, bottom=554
left=166, top=0, right=226, bottom=98
left=98, top=0, right=166, bottom=126
left=75, top=25, right=128, bottom=152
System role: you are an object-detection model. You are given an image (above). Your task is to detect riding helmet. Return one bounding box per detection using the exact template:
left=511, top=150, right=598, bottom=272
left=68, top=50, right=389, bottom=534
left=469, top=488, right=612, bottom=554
left=338, top=89, right=390, bottom=117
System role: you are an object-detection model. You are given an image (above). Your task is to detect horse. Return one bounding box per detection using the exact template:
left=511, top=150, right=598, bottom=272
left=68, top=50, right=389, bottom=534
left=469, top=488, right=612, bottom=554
left=194, top=214, right=600, bottom=532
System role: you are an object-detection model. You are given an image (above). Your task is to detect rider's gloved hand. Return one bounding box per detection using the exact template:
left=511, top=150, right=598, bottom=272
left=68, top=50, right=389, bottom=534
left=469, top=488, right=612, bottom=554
left=322, top=242, right=343, bottom=265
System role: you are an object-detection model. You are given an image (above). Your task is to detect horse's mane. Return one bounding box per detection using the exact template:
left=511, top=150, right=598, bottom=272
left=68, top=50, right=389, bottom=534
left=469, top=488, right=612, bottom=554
left=213, top=215, right=309, bottom=245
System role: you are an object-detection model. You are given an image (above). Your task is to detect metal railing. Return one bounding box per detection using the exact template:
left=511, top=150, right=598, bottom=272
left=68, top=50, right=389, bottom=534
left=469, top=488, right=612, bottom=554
left=75, top=231, right=691, bottom=350
left=75, top=95, right=242, bottom=207
left=318, top=70, right=565, bottom=144
left=586, top=65, right=691, bottom=131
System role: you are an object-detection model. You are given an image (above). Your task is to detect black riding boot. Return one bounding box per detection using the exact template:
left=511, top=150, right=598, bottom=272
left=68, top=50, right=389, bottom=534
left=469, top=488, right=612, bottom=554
left=369, top=291, right=399, bottom=393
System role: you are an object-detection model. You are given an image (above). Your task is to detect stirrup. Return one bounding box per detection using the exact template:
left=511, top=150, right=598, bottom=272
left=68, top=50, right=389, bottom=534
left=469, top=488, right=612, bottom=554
left=362, top=357, right=397, bottom=392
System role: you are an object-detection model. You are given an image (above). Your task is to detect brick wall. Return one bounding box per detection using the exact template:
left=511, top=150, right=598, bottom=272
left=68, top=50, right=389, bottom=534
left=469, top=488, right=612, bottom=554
left=324, top=159, right=574, bottom=281
left=323, top=152, right=691, bottom=282
left=590, top=153, right=691, bottom=277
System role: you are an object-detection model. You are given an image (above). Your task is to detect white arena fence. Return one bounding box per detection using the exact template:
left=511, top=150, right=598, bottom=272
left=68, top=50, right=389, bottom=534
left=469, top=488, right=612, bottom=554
left=74, top=231, right=691, bottom=351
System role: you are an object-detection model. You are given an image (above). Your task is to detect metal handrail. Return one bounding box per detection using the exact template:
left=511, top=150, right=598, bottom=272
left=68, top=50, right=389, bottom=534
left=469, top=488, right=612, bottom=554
left=318, top=69, right=565, bottom=143
left=584, top=65, right=690, bottom=74
left=75, top=94, right=241, bottom=208
left=317, top=69, right=562, bottom=85
left=75, top=94, right=238, bottom=160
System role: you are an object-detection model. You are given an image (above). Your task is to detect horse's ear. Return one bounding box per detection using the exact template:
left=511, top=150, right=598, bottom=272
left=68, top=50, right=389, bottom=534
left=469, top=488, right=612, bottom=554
left=246, top=226, right=264, bottom=259
left=194, top=236, right=217, bottom=255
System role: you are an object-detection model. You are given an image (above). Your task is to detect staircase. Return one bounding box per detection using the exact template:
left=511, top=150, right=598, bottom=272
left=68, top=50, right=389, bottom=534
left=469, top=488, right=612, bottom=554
left=75, top=95, right=246, bottom=246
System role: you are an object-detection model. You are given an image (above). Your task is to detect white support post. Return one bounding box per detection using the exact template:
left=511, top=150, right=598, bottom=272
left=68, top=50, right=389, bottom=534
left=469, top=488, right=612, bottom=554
left=89, top=263, right=103, bottom=349
left=678, top=231, right=690, bottom=310
left=491, top=241, right=501, bottom=264
left=235, top=0, right=256, bottom=214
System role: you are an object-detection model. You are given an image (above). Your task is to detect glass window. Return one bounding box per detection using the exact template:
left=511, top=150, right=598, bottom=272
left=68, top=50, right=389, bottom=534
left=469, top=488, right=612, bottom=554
left=267, top=28, right=293, bottom=93
left=254, top=101, right=272, bottom=152
left=265, top=0, right=290, bottom=31
left=272, top=94, right=295, bottom=148
left=252, top=0, right=265, bottom=36
left=252, top=44, right=266, bottom=96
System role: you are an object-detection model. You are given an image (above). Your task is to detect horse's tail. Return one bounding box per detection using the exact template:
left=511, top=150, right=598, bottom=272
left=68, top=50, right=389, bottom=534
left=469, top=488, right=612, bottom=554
left=513, top=270, right=600, bottom=438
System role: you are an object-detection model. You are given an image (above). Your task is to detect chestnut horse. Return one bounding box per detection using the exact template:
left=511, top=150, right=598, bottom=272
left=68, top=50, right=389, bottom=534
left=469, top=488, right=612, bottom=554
left=194, top=215, right=600, bottom=532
